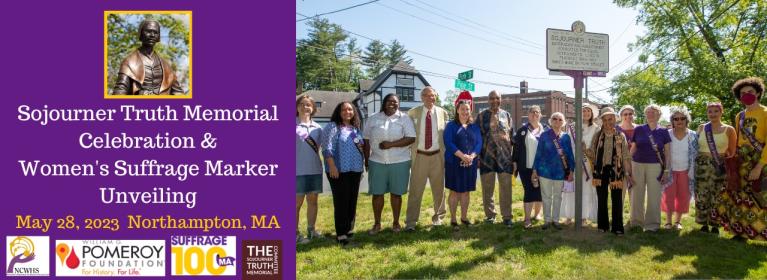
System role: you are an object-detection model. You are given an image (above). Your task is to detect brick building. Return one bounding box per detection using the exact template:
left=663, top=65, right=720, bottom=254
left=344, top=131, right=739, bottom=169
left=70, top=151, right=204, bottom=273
left=473, top=81, right=603, bottom=129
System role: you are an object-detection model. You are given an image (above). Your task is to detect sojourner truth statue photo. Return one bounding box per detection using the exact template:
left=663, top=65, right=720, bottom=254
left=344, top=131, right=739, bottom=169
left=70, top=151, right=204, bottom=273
left=112, top=19, right=184, bottom=95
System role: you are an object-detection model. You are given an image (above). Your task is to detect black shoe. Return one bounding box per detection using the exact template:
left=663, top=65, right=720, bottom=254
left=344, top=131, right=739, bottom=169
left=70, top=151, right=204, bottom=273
left=503, top=219, right=513, bottom=228
left=732, top=235, right=746, bottom=242
left=711, top=227, right=719, bottom=234
left=700, top=225, right=709, bottom=233
left=337, top=235, right=349, bottom=246
left=451, top=221, right=460, bottom=231
left=597, top=228, right=607, bottom=233
left=461, top=219, right=472, bottom=226
left=551, top=223, right=562, bottom=230
left=542, top=223, right=550, bottom=230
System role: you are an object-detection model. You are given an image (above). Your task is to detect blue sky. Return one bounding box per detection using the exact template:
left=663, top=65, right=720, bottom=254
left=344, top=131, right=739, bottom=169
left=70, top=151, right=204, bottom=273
left=296, top=0, right=646, bottom=104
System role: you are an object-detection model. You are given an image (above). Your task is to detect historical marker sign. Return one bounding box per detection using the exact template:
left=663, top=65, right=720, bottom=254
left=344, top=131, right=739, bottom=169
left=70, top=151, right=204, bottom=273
left=546, top=28, right=609, bottom=72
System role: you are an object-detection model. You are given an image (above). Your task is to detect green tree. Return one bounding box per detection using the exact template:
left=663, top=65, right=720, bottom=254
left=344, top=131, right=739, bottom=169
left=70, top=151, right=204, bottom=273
left=441, top=89, right=459, bottom=118
left=387, top=39, right=413, bottom=65
left=296, top=18, right=355, bottom=92
left=611, top=0, right=767, bottom=126
left=364, top=40, right=389, bottom=78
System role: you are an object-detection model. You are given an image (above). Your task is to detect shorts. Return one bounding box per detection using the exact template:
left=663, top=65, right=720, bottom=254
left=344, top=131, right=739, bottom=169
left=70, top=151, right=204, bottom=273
left=368, top=161, right=411, bottom=195
left=296, top=174, right=323, bottom=195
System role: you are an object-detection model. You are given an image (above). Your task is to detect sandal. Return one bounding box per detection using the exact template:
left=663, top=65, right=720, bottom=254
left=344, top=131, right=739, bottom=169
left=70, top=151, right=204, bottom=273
left=524, top=221, right=533, bottom=229
left=663, top=223, right=673, bottom=230
left=392, top=223, right=402, bottom=233
left=368, top=224, right=381, bottom=235
left=461, top=219, right=472, bottom=226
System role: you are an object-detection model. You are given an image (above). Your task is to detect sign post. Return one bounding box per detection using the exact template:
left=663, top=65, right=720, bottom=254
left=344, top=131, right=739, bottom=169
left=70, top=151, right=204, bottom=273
left=546, top=21, right=608, bottom=231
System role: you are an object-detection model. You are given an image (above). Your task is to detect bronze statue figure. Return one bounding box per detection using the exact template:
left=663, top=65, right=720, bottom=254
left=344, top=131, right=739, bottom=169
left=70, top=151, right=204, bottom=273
left=112, top=19, right=184, bottom=95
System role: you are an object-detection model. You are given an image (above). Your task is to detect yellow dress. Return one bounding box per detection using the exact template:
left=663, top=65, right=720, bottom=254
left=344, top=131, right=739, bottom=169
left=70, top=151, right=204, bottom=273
left=716, top=105, right=767, bottom=240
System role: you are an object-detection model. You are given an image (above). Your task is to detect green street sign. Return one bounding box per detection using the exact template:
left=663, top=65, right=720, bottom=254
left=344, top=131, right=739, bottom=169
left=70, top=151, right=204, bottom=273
left=458, top=70, right=474, bottom=81
left=454, top=79, right=475, bottom=91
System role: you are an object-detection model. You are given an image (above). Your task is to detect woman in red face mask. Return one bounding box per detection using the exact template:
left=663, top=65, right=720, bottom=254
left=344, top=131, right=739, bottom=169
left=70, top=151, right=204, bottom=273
left=717, top=77, right=767, bottom=241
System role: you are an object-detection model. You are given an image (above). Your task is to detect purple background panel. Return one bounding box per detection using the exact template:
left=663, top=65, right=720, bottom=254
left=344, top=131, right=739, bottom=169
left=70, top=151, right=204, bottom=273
left=0, top=0, right=296, bottom=279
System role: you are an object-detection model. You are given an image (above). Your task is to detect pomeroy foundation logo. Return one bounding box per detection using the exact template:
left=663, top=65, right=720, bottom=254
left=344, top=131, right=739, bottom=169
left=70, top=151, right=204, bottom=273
left=242, top=240, right=282, bottom=280
left=5, top=236, right=49, bottom=276
left=54, top=240, right=165, bottom=277
left=170, top=235, right=237, bottom=276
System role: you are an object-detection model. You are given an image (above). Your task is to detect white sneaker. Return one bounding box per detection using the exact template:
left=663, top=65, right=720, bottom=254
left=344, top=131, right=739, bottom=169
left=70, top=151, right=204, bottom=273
left=308, top=230, right=324, bottom=239
left=296, top=235, right=310, bottom=244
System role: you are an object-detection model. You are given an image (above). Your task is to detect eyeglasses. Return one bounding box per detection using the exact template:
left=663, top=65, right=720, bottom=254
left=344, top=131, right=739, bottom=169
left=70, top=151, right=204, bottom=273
left=622, top=112, right=634, bottom=116
left=673, top=117, right=686, bottom=121
left=551, top=118, right=563, bottom=121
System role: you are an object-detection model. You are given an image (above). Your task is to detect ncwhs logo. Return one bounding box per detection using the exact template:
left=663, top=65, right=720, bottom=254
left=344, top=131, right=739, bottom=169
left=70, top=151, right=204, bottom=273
left=5, top=236, right=49, bottom=277
left=170, top=235, right=237, bottom=276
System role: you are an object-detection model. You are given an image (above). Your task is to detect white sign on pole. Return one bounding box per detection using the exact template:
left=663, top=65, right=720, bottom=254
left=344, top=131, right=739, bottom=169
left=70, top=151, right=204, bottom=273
left=546, top=28, right=609, bottom=72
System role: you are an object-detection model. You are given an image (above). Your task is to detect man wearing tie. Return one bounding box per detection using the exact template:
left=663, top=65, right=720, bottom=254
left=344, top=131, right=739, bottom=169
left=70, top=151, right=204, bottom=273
left=404, top=87, right=451, bottom=231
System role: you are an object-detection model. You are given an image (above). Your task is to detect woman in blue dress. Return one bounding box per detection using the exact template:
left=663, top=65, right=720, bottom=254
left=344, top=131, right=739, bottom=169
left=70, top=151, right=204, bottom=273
left=444, top=101, right=483, bottom=229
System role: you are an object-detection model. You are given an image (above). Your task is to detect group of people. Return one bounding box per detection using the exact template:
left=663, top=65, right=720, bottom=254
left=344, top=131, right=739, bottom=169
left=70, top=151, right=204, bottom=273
left=296, top=77, right=767, bottom=245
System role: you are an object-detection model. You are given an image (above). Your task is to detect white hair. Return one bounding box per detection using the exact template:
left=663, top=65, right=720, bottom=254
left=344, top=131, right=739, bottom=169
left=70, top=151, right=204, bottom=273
left=550, top=112, right=566, bottom=126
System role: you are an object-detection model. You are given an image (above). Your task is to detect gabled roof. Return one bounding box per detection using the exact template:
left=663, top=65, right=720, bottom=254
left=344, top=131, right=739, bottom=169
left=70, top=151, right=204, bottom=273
left=359, top=60, right=430, bottom=97
left=298, top=90, right=358, bottom=119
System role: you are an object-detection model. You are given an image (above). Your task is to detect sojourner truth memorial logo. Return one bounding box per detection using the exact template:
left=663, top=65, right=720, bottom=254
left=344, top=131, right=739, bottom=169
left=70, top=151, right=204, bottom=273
left=5, top=236, right=49, bottom=277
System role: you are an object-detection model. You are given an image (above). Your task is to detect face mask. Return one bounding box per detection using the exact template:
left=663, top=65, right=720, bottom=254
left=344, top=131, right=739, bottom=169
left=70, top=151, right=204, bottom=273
left=741, top=93, right=757, bottom=105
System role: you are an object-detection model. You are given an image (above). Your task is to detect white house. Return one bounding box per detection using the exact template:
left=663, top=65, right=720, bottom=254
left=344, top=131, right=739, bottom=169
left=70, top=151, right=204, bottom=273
left=355, top=60, right=430, bottom=120
left=296, top=90, right=358, bottom=127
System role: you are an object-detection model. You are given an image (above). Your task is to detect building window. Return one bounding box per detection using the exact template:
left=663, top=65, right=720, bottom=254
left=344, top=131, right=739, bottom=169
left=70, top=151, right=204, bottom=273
left=474, top=103, right=489, bottom=113
left=396, top=74, right=414, bottom=87
left=315, top=101, right=322, bottom=108
left=396, top=87, right=415, bottom=102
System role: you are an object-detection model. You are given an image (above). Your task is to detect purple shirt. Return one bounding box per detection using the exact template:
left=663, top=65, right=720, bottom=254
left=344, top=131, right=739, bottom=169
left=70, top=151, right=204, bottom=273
left=631, top=124, right=672, bottom=163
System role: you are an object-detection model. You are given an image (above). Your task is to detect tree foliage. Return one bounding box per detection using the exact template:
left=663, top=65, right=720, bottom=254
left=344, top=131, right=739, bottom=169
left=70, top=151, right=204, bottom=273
left=107, top=13, right=190, bottom=92
left=611, top=0, right=767, bottom=127
left=363, top=40, right=389, bottom=79
left=386, top=40, right=413, bottom=66
left=296, top=19, right=414, bottom=93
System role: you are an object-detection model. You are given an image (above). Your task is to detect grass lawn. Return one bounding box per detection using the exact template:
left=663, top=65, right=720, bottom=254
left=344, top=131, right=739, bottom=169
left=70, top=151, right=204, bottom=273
left=296, top=179, right=767, bottom=279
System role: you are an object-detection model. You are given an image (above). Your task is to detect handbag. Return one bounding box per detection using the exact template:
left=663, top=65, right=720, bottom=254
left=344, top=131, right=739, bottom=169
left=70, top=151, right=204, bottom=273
left=562, top=180, right=575, bottom=192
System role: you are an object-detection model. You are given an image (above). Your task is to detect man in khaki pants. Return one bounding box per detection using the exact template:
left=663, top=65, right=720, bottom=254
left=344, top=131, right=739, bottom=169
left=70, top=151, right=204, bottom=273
left=404, top=87, right=450, bottom=231
left=476, top=90, right=515, bottom=226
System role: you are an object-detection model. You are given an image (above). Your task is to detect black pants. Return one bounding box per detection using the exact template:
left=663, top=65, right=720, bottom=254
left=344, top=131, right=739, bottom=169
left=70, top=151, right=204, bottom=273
left=328, top=172, right=362, bottom=238
left=596, top=166, right=624, bottom=233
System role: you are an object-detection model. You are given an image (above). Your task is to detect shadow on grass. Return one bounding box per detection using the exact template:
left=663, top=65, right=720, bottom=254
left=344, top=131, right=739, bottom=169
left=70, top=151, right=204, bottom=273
left=299, top=219, right=767, bottom=279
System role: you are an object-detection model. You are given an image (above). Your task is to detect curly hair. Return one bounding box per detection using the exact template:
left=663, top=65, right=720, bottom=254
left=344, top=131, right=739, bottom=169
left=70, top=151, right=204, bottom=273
left=732, top=77, right=765, bottom=99
left=668, top=106, right=691, bottom=126
left=330, top=101, right=360, bottom=128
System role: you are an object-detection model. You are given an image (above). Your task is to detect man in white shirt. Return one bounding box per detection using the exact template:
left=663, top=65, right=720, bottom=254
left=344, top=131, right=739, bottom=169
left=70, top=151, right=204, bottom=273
left=404, top=87, right=451, bottom=231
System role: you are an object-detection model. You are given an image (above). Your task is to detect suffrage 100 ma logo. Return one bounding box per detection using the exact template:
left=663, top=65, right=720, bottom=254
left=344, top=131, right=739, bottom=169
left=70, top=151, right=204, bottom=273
left=170, top=236, right=236, bottom=276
